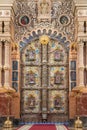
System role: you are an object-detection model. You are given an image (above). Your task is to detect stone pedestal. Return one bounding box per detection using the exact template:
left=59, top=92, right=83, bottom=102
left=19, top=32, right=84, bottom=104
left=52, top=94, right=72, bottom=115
left=0, top=94, right=9, bottom=116
left=69, top=88, right=87, bottom=119
left=11, top=93, right=20, bottom=118
left=69, top=92, right=77, bottom=119
left=77, top=89, right=87, bottom=116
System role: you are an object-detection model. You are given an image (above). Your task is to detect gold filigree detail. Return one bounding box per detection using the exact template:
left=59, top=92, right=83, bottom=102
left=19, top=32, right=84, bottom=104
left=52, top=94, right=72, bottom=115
left=39, top=35, right=50, bottom=45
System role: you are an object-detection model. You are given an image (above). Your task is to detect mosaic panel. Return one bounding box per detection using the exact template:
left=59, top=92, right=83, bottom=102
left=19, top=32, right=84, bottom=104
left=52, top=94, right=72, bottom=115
left=48, top=40, right=67, bottom=65
left=22, top=40, right=41, bottom=65
left=48, top=66, right=67, bottom=89
left=48, top=90, right=67, bottom=113
left=23, top=66, right=41, bottom=88
left=22, top=90, right=40, bottom=113
left=15, top=0, right=74, bottom=42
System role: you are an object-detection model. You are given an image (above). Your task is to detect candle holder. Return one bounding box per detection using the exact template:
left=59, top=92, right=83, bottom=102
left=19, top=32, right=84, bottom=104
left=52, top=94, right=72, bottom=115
left=75, top=116, right=83, bottom=129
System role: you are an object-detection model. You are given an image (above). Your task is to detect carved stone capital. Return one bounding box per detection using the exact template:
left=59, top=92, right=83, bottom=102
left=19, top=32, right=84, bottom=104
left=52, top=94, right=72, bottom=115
left=78, top=39, right=87, bottom=44
left=0, top=39, right=10, bottom=44
left=78, top=66, right=84, bottom=70
left=3, top=65, right=10, bottom=70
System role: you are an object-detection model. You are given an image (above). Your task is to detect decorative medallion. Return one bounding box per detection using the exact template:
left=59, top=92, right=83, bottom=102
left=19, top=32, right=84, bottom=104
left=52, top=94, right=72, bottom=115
left=39, top=35, right=50, bottom=45
left=19, top=15, right=30, bottom=26
left=59, top=14, right=70, bottom=26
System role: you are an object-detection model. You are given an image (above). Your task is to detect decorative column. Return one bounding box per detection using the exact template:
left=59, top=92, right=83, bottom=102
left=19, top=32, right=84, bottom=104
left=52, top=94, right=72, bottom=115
left=86, top=42, right=87, bottom=87
left=4, top=41, right=10, bottom=87
left=0, top=42, right=2, bottom=87
left=39, top=35, right=49, bottom=120
left=78, top=41, right=84, bottom=87
left=42, top=44, right=48, bottom=120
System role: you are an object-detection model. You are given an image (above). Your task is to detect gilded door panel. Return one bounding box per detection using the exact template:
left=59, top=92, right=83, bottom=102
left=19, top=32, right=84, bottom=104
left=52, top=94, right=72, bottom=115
left=48, top=66, right=66, bottom=88
left=21, top=39, right=69, bottom=122
left=22, top=90, right=41, bottom=113
left=23, top=66, right=41, bottom=88
left=48, top=90, right=67, bottom=113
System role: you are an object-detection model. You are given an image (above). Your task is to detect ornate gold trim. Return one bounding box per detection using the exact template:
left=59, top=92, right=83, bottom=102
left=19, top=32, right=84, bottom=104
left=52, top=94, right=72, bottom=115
left=39, top=35, right=50, bottom=45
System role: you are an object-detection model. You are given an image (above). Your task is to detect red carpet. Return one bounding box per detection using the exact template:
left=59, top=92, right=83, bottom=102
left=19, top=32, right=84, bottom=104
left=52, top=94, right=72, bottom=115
left=16, top=124, right=69, bottom=130
left=29, top=124, right=56, bottom=130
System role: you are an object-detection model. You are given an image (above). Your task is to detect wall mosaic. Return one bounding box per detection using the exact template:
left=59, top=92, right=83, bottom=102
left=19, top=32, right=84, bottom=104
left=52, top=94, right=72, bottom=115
left=14, top=0, right=75, bottom=43
left=14, top=0, right=72, bottom=121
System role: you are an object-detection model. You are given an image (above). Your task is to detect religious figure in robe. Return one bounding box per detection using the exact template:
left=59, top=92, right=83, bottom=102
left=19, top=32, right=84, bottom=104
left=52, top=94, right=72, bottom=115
left=28, top=71, right=35, bottom=84
left=25, top=47, right=36, bottom=61
left=28, top=95, right=36, bottom=108
left=40, top=0, right=49, bottom=14
left=54, top=71, right=61, bottom=84
left=54, top=95, right=61, bottom=109
left=54, top=51, right=61, bottom=61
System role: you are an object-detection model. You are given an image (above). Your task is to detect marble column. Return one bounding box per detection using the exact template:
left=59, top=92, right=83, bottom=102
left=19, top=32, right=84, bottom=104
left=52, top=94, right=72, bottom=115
left=4, top=41, right=10, bottom=67
left=78, top=41, right=84, bottom=87
left=42, top=45, right=48, bottom=119
left=0, top=42, right=2, bottom=87
left=85, top=42, right=87, bottom=87
left=4, top=41, right=10, bottom=87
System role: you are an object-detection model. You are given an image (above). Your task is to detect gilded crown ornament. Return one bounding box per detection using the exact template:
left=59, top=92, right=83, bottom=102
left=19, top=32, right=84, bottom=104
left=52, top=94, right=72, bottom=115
left=39, top=35, right=50, bottom=45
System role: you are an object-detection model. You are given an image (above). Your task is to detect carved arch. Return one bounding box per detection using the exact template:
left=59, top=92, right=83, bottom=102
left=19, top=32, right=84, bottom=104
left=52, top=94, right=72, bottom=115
left=19, top=28, right=71, bottom=51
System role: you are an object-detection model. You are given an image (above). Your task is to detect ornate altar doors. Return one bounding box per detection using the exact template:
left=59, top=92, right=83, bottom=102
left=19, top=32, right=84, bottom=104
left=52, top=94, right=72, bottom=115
left=20, top=38, right=68, bottom=123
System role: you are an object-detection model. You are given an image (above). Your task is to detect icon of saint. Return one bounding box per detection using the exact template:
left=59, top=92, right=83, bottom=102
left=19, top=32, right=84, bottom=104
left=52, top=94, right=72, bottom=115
left=40, top=0, right=49, bottom=14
